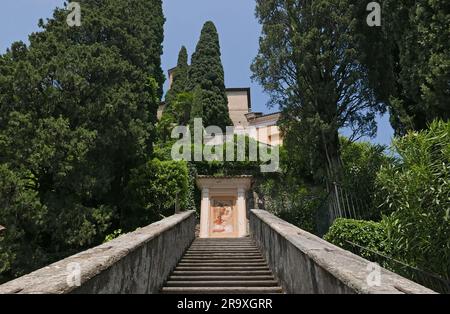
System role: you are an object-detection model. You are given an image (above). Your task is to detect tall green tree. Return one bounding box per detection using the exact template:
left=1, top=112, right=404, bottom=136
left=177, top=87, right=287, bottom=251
left=354, top=0, right=450, bottom=135
left=189, top=21, right=232, bottom=130
left=251, top=0, right=384, bottom=196
left=158, top=46, right=193, bottom=141
left=164, top=46, right=190, bottom=117
left=0, top=0, right=164, bottom=282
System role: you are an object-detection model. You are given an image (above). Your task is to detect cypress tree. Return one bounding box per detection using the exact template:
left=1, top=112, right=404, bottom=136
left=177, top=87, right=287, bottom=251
left=165, top=46, right=190, bottom=112
left=189, top=21, right=232, bottom=130
left=353, top=0, right=450, bottom=136
left=190, top=85, right=204, bottom=126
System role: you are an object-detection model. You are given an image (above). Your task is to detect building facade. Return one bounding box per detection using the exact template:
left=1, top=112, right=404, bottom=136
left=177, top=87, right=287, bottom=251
left=158, top=68, right=283, bottom=147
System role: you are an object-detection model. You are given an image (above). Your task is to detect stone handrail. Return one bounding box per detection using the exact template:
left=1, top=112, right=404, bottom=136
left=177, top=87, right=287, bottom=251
left=0, top=211, right=196, bottom=294
left=249, top=209, right=436, bottom=294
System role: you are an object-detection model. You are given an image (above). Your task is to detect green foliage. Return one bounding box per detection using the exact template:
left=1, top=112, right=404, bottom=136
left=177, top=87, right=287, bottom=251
left=252, top=0, right=385, bottom=190
left=156, top=112, right=177, bottom=143
left=354, top=0, right=450, bottom=135
left=192, top=135, right=269, bottom=177
left=103, top=229, right=123, bottom=243
left=165, top=46, right=190, bottom=110
left=158, top=91, right=194, bottom=141
left=162, top=46, right=191, bottom=131
left=324, top=218, right=389, bottom=263
left=173, top=92, right=194, bottom=126
left=257, top=176, right=324, bottom=234
left=0, top=0, right=165, bottom=282
left=189, top=86, right=204, bottom=128
left=256, top=138, right=392, bottom=235
left=376, top=120, right=450, bottom=278
left=0, top=164, right=47, bottom=281
left=122, top=159, right=190, bottom=230
left=189, top=21, right=232, bottom=130
left=251, top=146, right=324, bottom=234
left=340, top=138, right=393, bottom=220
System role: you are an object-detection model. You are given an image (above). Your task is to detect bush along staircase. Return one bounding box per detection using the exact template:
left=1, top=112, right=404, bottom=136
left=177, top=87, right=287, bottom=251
left=161, top=238, right=284, bottom=294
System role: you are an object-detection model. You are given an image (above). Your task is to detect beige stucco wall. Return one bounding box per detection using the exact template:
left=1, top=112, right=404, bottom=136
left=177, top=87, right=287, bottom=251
left=168, top=69, right=175, bottom=90
left=227, top=90, right=250, bottom=128
left=255, top=125, right=282, bottom=146
left=248, top=114, right=283, bottom=146
left=157, top=103, right=165, bottom=120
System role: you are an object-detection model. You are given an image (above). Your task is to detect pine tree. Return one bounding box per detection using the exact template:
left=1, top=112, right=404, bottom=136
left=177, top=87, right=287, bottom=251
left=189, top=21, right=232, bottom=130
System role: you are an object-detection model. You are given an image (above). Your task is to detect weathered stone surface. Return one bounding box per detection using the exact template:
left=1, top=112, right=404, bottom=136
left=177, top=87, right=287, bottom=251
left=0, top=211, right=196, bottom=294
left=250, top=209, right=436, bottom=294
left=161, top=238, right=283, bottom=294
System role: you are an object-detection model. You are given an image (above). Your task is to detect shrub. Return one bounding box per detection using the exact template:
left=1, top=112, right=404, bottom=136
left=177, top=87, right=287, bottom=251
left=324, top=218, right=389, bottom=263
left=122, top=159, right=190, bottom=230
left=376, top=120, right=450, bottom=278
left=340, top=138, right=393, bottom=221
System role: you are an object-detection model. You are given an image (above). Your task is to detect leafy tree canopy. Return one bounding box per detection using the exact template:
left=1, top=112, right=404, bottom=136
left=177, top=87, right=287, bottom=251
left=0, top=0, right=165, bottom=282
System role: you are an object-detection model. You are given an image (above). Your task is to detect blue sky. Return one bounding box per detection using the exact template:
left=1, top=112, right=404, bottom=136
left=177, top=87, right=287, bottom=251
left=0, top=0, right=394, bottom=146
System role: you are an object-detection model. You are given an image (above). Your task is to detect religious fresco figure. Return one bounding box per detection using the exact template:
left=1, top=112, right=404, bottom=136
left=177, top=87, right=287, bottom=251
left=211, top=201, right=235, bottom=235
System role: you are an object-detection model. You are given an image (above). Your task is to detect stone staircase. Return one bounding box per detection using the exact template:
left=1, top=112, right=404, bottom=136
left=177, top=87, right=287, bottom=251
left=161, top=238, right=283, bottom=294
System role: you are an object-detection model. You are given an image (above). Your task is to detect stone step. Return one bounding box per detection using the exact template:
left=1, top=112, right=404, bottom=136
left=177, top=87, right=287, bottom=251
left=166, top=280, right=280, bottom=287
left=180, top=257, right=266, bottom=263
left=172, top=270, right=274, bottom=276
left=175, top=266, right=270, bottom=271
left=190, top=244, right=256, bottom=247
left=187, top=249, right=261, bottom=252
left=191, top=242, right=255, bottom=244
left=187, top=250, right=258, bottom=253
left=185, top=252, right=261, bottom=255
left=189, top=244, right=257, bottom=247
left=193, top=242, right=255, bottom=244
left=161, top=287, right=283, bottom=294
left=193, top=239, right=253, bottom=242
left=187, top=247, right=261, bottom=254
left=192, top=241, right=254, bottom=243
left=183, top=254, right=262, bottom=258
left=184, top=251, right=261, bottom=255
left=169, top=275, right=275, bottom=281
left=188, top=247, right=261, bottom=254
left=161, top=238, right=282, bottom=294
left=182, top=256, right=264, bottom=260
left=188, top=248, right=258, bottom=250
left=180, top=257, right=266, bottom=262
left=177, top=263, right=268, bottom=267
left=191, top=244, right=256, bottom=246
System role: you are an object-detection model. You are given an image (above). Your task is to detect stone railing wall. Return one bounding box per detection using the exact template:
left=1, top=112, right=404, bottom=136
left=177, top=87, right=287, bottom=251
left=0, top=211, right=196, bottom=294
left=249, top=209, right=435, bottom=294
